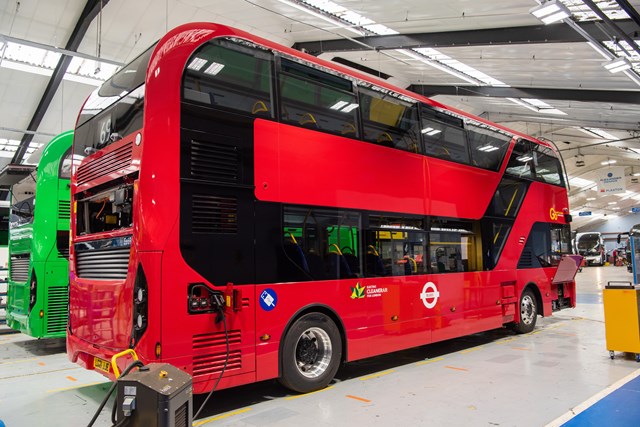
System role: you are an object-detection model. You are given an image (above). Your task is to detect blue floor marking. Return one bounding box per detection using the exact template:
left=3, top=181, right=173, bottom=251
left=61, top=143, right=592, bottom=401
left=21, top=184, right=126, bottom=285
left=576, top=294, right=602, bottom=304
left=561, top=375, right=640, bottom=426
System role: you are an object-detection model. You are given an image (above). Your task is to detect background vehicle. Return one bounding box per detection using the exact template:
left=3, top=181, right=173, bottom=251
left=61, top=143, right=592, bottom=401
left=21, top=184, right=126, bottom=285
left=575, top=232, right=606, bottom=266
left=67, top=23, right=579, bottom=394
left=4, top=131, right=74, bottom=338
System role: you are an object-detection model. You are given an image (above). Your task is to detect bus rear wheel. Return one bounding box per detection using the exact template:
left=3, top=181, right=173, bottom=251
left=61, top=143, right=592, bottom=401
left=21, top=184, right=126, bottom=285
left=279, top=313, right=342, bottom=393
left=513, top=288, right=538, bottom=334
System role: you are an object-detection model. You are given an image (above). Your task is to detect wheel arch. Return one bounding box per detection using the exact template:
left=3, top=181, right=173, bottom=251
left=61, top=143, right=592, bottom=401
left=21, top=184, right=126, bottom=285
left=522, top=282, right=544, bottom=317
left=278, top=303, right=347, bottom=378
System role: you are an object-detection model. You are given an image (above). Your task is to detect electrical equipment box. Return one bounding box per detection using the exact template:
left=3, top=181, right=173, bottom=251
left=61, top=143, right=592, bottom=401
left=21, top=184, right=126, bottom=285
left=603, top=282, right=640, bottom=362
left=116, top=363, right=193, bottom=427
left=629, top=224, right=640, bottom=284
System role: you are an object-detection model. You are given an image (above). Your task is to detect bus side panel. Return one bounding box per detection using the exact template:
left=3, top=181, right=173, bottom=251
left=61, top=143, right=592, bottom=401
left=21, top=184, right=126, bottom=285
left=254, top=120, right=427, bottom=216
left=426, top=157, right=502, bottom=219
left=160, top=247, right=258, bottom=391
left=430, top=272, right=503, bottom=343
left=360, top=276, right=432, bottom=357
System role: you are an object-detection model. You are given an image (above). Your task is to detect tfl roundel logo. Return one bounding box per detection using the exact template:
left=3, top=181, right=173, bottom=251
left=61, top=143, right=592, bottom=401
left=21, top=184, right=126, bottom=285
left=420, top=282, right=440, bottom=309
left=608, top=172, right=613, bottom=178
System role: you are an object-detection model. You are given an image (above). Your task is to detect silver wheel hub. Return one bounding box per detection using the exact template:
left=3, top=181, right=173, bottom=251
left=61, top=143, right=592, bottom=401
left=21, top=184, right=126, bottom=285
left=521, top=294, right=536, bottom=325
left=295, top=327, right=332, bottom=379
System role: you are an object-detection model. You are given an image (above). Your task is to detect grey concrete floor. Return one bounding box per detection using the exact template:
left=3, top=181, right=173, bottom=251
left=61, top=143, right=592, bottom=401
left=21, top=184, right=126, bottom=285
left=1, top=265, right=638, bottom=426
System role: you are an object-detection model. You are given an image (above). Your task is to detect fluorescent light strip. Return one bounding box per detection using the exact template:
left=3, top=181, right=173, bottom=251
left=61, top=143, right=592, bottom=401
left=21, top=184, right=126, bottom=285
left=341, top=103, right=359, bottom=112
left=579, top=127, right=618, bottom=140
left=187, top=57, right=207, bottom=71
left=0, top=40, right=119, bottom=85
left=397, top=49, right=482, bottom=85
left=540, top=10, right=570, bottom=24
left=330, top=100, right=349, bottom=110
left=277, top=0, right=364, bottom=35
left=204, top=62, right=224, bottom=75
left=569, top=177, right=595, bottom=187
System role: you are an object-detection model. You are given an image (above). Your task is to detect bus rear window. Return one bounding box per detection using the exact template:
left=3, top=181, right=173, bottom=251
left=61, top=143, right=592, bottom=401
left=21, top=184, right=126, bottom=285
left=77, top=44, right=155, bottom=127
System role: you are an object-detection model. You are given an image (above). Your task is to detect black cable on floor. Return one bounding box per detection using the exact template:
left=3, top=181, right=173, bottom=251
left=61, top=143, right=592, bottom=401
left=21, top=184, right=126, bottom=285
left=193, top=310, right=230, bottom=421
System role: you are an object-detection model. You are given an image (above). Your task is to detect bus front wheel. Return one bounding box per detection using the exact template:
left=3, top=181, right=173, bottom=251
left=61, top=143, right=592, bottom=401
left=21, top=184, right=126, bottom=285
left=279, top=313, right=342, bottom=393
left=513, top=288, right=538, bottom=334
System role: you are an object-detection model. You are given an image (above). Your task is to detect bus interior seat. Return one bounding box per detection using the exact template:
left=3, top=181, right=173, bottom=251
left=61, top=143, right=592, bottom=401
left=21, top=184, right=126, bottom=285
left=366, top=245, right=386, bottom=276
left=299, top=112, right=318, bottom=128
left=282, top=241, right=309, bottom=274
left=252, top=100, right=269, bottom=116
left=341, top=122, right=357, bottom=136
left=306, top=250, right=327, bottom=280
left=342, top=249, right=360, bottom=275
left=376, top=132, right=394, bottom=147
left=326, top=252, right=354, bottom=279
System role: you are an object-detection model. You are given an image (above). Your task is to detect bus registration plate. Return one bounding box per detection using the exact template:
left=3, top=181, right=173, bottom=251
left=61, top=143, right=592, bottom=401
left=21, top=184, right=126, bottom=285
left=93, top=357, right=111, bottom=373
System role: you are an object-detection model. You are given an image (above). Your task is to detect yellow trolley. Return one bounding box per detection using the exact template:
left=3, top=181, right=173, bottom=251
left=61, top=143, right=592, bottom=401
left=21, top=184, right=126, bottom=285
left=603, top=281, right=640, bottom=362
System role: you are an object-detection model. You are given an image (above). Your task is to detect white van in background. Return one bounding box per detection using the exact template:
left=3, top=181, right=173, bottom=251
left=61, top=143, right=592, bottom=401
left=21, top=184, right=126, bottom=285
left=575, top=232, right=606, bottom=266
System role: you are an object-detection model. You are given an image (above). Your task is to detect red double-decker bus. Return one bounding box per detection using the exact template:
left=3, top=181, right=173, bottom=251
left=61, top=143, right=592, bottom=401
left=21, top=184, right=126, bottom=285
left=68, top=22, right=580, bottom=394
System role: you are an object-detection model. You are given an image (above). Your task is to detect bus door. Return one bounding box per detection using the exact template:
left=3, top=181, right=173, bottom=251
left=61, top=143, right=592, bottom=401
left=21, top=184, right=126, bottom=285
left=364, top=217, right=432, bottom=356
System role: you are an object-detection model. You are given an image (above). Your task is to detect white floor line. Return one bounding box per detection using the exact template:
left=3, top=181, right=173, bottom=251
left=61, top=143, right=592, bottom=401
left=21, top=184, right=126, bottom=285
left=545, top=367, right=640, bottom=427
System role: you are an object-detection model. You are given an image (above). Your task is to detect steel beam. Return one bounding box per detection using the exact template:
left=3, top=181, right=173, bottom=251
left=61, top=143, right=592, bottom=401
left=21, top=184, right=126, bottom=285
left=408, top=84, right=640, bottom=105
left=293, top=20, right=638, bottom=55
left=615, top=0, right=640, bottom=30
left=11, top=0, right=110, bottom=164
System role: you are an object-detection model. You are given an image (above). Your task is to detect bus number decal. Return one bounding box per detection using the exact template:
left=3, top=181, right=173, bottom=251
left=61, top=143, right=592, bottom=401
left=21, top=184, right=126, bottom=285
left=98, top=116, right=112, bottom=146
left=260, top=289, right=277, bottom=311
left=420, top=282, right=440, bottom=309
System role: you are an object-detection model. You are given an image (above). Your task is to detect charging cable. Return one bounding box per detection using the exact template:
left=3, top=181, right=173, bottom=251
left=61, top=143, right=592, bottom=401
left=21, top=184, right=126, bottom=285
left=193, top=301, right=230, bottom=421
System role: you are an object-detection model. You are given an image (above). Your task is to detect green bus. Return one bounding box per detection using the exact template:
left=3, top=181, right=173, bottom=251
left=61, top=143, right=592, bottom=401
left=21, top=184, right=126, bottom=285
left=5, top=130, right=74, bottom=338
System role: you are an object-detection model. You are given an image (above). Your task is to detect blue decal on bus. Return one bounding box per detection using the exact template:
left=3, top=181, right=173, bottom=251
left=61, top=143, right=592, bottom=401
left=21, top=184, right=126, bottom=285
left=260, top=289, right=277, bottom=311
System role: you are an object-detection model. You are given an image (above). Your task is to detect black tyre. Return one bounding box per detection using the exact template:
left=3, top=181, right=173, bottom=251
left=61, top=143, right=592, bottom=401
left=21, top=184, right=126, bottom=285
left=513, top=288, right=538, bottom=334
left=279, top=313, right=342, bottom=393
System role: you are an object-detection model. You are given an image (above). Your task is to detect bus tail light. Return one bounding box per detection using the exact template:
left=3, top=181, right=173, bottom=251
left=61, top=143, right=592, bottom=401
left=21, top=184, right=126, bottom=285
left=28, top=274, right=37, bottom=314
left=132, top=265, right=148, bottom=345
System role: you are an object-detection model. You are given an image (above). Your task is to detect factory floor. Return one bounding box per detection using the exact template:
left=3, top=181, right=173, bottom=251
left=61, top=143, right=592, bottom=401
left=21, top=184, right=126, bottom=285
left=1, top=266, right=638, bottom=426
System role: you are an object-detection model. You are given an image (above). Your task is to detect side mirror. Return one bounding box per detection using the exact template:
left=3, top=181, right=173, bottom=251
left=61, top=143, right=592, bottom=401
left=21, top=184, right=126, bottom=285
left=564, top=213, right=572, bottom=223
left=617, top=234, right=621, bottom=244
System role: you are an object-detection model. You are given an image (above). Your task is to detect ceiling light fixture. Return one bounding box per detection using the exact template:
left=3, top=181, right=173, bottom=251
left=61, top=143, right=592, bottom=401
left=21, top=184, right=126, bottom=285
left=603, top=56, right=632, bottom=73
left=530, top=0, right=571, bottom=25
left=276, top=0, right=364, bottom=36
left=601, top=159, right=617, bottom=165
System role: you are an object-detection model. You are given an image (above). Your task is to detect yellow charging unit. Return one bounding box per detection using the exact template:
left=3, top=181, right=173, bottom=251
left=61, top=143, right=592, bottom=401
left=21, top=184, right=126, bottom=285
left=603, top=281, right=640, bottom=362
